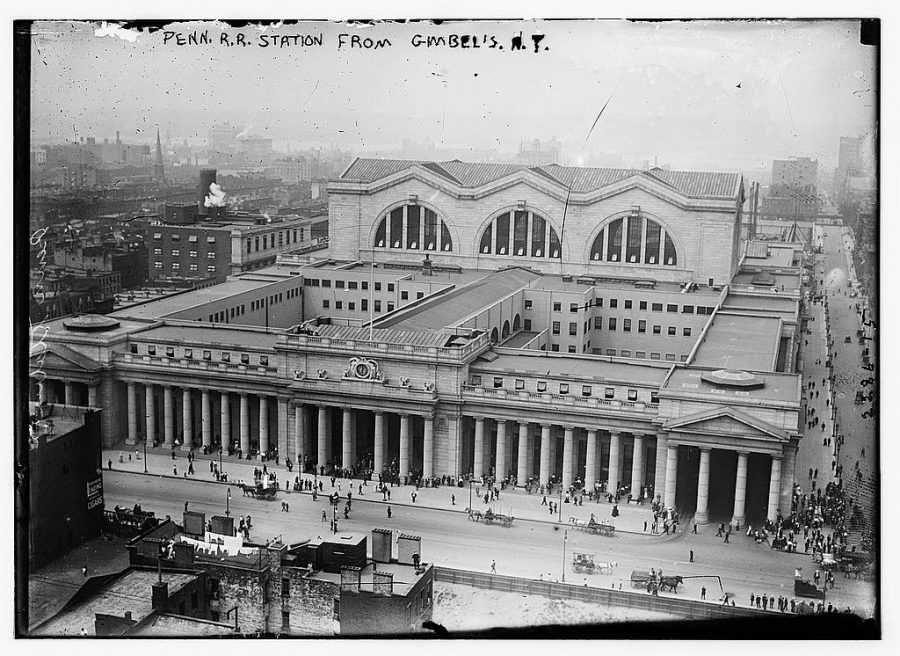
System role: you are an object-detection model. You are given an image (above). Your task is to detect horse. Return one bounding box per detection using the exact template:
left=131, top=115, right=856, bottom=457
left=596, top=561, right=618, bottom=574
left=240, top=483, right=258, bottom=497
left=659, top=575, right=683, bottom=592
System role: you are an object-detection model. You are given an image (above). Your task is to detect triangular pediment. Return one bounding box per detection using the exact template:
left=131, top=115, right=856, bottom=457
left=662, top=406, right=789, bottom=442
left=30, top=344, right=100, bottom=372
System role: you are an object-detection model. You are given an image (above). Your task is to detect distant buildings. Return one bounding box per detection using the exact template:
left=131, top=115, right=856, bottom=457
left=514, top=137, right=562, bottom=166
left=760, top=157, right=821, bottom=219
left=834, top=135, right=876, bottom=210
left=27, top=401, right=104, bottom=569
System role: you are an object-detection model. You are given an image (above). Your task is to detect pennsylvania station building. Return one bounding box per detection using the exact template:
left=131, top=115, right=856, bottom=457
left=30, top=158, right=806, bottom=528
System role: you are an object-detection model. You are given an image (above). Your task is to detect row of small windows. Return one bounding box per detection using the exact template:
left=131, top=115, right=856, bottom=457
left=589, top=215, right=678, bottom=266
left=524, top=298, right=714, bottom=315
left=245, top=228, right=305, bottom=254
left=305, top=278, right=395, bottom=292
left=374, top=204, right=453, bottom=251
left=154, top=262, right=216, bottom=272
left=324, top=298, right=398, bottom=313
left=470, top=374, right=658, bottom=403
left=479, top=211, right=561, bottom=258
left=130, top=343, right=270, bottom=366
left=153, top=248, right=218, bottom=259
left=153, top=233, right=217, bottom=244
left=208, top=303, right=246, bottom=323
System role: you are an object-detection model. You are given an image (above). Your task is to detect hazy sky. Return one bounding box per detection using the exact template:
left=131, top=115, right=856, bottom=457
left=30, top=19, right=876, bottom=170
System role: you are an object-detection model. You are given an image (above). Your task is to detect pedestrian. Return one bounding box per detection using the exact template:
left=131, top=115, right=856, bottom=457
left=724, top=531, right=730, bottom=544
left=387, top=505, right=392, bottom=518
left=451, top=494, right=456, bottom=505
left=750, top=593, right=755, bottom=606
left=321, top=510, right=326, bottom=523
left=689, top=550, right=694, bottom=563
left=700, top=586, right=706, bottom=600
left=184, top=501, right=189, bottom=512
left=108, top=459, right=112, bottom=470
left=692, top=523, right=698, bottom=534
left=644, top=521, right=648, bottom=532
left=173, top=465, right=177, bottom=475
left=491, top=559, right=496, bottom=574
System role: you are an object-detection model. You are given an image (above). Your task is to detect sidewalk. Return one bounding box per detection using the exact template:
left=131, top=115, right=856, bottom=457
left=103, top=447, right=661, bottom=535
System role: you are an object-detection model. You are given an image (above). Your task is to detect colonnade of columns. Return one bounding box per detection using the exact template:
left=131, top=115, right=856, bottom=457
left=31, top=378, right=99, bottom=407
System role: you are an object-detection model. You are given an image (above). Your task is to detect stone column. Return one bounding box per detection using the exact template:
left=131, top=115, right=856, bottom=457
left=294, top=404, right=305, bottom=466
left=342, top=408, right=353, bottom=469
left=767, top=455, right=783, bottom=522
left=539, top=424, right=551, bottom=486
left=495, top=420, right=508, bottom=480
left=201, top=389, right=212, bottom=450
left=780, top=443, right=797, bottom=514
left=607, top=431, right=621, bottom=493
left=64, top=382, right=75, bottom=405
left=277, top=398, right=288, bottom=460
left=664, top=444, right=678, bottom=508
left=561, top=426, right=575, bottom=488
left=87, top=384, right=98, bottom=407
left=163, top=386, right=174, bottom=447
left=516, top=422, right=529, bottom=486
left=38, top=380, right=48, bottom=404
left=473, top=417, right=485, bottom=479
left=240, top=394, right=250, bottom=456
left=316, top=405, right=328, bottom=467
left=585, top=429, right=598, bottom=491
left=181, top=388, right=193, bottom=450
left=259, top=396, right=269, bottom=456
left=220, top=392, right=231, bottom=450
left=145, top=384, right=156, bottom=445
left=654, top=433, right=667, bottom=500
left=126, top=382, right=137, bottom=445
left=631, top=435, right=644, bottom=498
left=399, top=414, right=410, bottom=477
left=695, top=447, right=711, bottom=524
left=373, top=411, right=385, bottom=475
left=423, top=415, right=434, bottom=479
left=731, top=451, right=749, bottom=529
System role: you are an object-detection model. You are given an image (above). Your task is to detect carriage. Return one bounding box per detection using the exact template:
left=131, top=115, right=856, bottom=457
left=794, top=576, right=826, bottom=600
left=630, top=570, right=653, bottom=588
left=572, top=552, right=596, bottom=574
left=239, top=482, right=278, bottom=499
left=569, top=516, right=616, bottom=537
left=467, top=508, right=514, bottom=527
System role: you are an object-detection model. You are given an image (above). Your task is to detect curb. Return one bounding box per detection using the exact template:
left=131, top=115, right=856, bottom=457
left=107, top=467, right=656, bottom=536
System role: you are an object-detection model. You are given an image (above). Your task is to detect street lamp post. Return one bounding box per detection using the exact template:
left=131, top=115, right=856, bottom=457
left=225, top=487, right=231, bottom=517
left=561, top=529, right=568, bottom=583
left=468, top=478, right=473, bottom=510
left=143, top=437, right=148, bottom=474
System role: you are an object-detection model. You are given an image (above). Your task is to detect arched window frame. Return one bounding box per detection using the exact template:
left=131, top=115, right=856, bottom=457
left=371, top=202, right=454, bottom=253
left=587, top=212, right=682, bottom=268
left=475, top=207, right=562, bottom=259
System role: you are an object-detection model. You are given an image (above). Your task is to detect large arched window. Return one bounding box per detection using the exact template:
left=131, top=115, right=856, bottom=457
left=373, top=204, right=453, bottom=252
left=589, top=213, right=679, bottom=266
left=477, top=210, right=561, bottom=259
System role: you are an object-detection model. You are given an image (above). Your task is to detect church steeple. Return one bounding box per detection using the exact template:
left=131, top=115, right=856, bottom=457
left=153, top=127, right=165, bottom=183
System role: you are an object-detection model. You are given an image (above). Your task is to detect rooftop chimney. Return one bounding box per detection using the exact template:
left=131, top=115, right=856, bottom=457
left=371, top=528, right=392, bottom=563
left=373, top=571, right=393, bottom=597
left=397, top=534, right=421, bottom=566
left=340, top=566, right=362, bottom=594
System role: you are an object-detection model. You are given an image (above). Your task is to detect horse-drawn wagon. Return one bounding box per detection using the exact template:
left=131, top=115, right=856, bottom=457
left=467, top=508, right=514, bottom=527
left=569, top=516, right=616, bottom=536
left=238, top=482, right=278, bottom=500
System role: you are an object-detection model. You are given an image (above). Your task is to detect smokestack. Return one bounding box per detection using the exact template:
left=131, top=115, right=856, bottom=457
left=341, top=566, right=362, bottom=594
left=397, top=533, right=421, bottom=565
left=116, top=131, right=120, bottom=145
left=199, top=169, right=217, bottom=217
left=371, top=528, right=392, bottom=563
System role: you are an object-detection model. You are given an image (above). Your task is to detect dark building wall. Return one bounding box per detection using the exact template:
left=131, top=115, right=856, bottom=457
left=146, top=225, right=231, bottom=283
left=28, top=409, right=104, bottom=568
left=279, top=568, right=337, bottom=635
left=339, top=566, right=434, bottom=636
left=204, top=564, right=272, bottom=633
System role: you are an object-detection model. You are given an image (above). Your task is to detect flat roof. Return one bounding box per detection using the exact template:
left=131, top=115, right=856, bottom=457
left=307, top=560, right=428, bottom=596
left=501, top=331, right=540, bottom=348
left=731, top=270, right=801, bottom=291
left=111, top=277, right=287, bottom=321
left=129, top=613, right=234, bottom=636
left=39, top=315, right=154, bottom=340
left=133, top=323, right=282, bottom=350
left=33, top=569, right=198, bottom=636
left=470, top=350, right=671, bottom=386
left=664, top=367, right=800, bottom=404
left=691, top=313, right=782, bottom=372
left=380, top=268, right=541, bottom=331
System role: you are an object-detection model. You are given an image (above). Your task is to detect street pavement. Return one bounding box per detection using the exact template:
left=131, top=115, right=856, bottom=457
left=102, top=468, right=877, bottom=617
left=103, top=448, right=659, bottom=534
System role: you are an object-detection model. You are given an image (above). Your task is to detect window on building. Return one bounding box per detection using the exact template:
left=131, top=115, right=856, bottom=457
left=374, top=300, right=381, bottom=312
left=650, top=352, right=660, bottom=360
left=171, top=262, right=180, bottom=271
left=524, top=299, right=533, bottom=310
left=680, top=354, right=689, bottom=362
left=387, top=302, right=394, bottom=312
left=668, top=326, right=677, bottom=336
left=254, top=237, right=260, bottom=251
left=665, top=353, right=676, bottom=361
left=336, top=280, right=345, bottom=289
left=189, top=263, right=198, bottom=272
left=322, top=279, right=331, bottom=288
left=624, top=299, right=632, bottom=309
left=153, top=248, right=162, bottom=255
left=221, top=352, right=230, bottom=362
left=667, top=304, right=678, bottom=313
left=515, top=379, right=525, bottom=390
left=682, top=305, right=694, bottom=314
left=594, top=317, right=603, bottom=329
left=401, top=290, right=409, bottom=300
left=361, top=299, right=368, bottom=311
left=653, top=325, right=661, bottom=334
left=537, top=381, right=547, bottom=392
left=524, top=319, right=532, bottom=331
left=604, top=387, right=615, bottom=399
left=551, top=344, right=560, bottom=352
left=184, top=348, right=193, bottom=359
left=387, top=283, right=395, bottom=292
left=635, top=350, right=646, bottom=359
left=207, top=236, right=216, bottom=244
left=129, top=343, right=138, bottom=354
left=639, top=300, right=647, bottom=310
left=154, top=261, right=163, bottom=269
left=153, top=232, right=162, bottom=240
left=568, top=322, right=577, bottom=336
left=652, top=302, right=663, bottom=312
left=203, top=350, right=211, bottom=360
left=361, top=281, right=368, bottom=290
left=348, top=302, right=355, bottom=310
left=608, top=318, right=616, bottom=331
left=623, top=319, right=632, bottom=332
left=567, top=345, right=576, bottom=353
left=627, top=389, right=638, bottom=401
left=493, top=377, right=503, bottom=389
left=582, top=385, right=592, bottom=397
left=620, top=349, right=632, bottom=357
left=570, top=303, right=579, bottom=313
left=282, top=578, right=290, bottom=598
left=347, top=281, right=358, bottom=290
left=207, top=251, right=216, bottom=259
left=170, top=234, right=181, bottom=242
left=322, top=299, right=330, bottom=309
left=374, top=282, right=382, bottom=291
left=683, top=327, right=692, bottom=337
left=609, top=298, right=618, bottom=308
left=638, top=320, right=647, bottom=333
left=650, top=391, right=659, bottom=404
left=171, top=249, right=180, bottom=256
left=605, top=348, right=616, bottom=356
left=207, top=265, right=216, bottom=272
left=595, top=297, right=603, bottom=307
left=282, top=611, right=290, bottom=630
left=559, top=383, right=569, bottom=394
left=553, top=302, right=561, bottom=312
left=471, top=375, right=482, bottom=386
left=165, top=346, right=175, bottom=357
left=239, top=354, right=249, bottom=365
left=552, top=321, right=560, bottom=335
left=417, top=291, right=424, bottom=300
left=335, top=301, right=343, bottom=310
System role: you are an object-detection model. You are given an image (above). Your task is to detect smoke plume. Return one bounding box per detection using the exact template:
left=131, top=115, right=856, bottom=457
left=204, top=182, right=227, bottom=208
